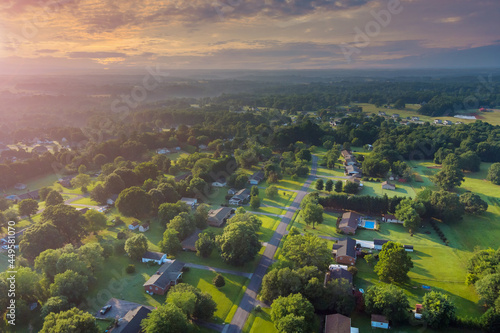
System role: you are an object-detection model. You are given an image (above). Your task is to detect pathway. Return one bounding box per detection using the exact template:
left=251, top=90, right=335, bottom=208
left=184, top=263, right=253, bottom=279
left=226, top=155, right=318, bottom=333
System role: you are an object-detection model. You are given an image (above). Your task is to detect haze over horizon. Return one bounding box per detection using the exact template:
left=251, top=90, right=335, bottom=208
left=0, top=0, right=499, bottom=74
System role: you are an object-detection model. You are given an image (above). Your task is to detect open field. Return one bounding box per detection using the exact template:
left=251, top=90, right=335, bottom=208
left=243, top=307, right=277, bottom=333
left=182, top=268, right=249, bottom=324
left=289, top=211, right=342, bottom=238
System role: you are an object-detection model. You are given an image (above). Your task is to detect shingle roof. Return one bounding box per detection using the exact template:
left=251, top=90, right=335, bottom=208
left=326, top=268, right=353, bottom=285
left=142, top=251, right=165, bottom=261
left=324, top=314, right=351, bottom=333
left=143, top=260, right=185, bottom=290
left=112, top=306, right=151, bottom=333
left=371, top=314, right=389, bottom=324
left=374, top=239, right=389, bottom=246
left=208, top=207, right=233, bottom=226
left=339, top=212, right=360, bottom=230
left=336, top=238, right=356, bottom=258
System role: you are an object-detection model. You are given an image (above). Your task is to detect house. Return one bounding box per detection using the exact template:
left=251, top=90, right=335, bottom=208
left=175, top=147, right=181, bottom=151
left=324, top=313, right=359, bottom=333
left=58, top=176, right=74, bottom=188
left=229, top=189, right=251, bottom=205
left=412, top=116, right=420, bottom=121
left=142, top=251, right=167, bottom=265
left=324, top=266, right=353, bottom=285
left=345, top=165, right=362, bottom=177
left=180, top=197, right=197, bottom=208
left=378, top=111, right=386, bottom=116
left=228, top=188, right=238, bottom=195
left=175, top=172, right=192, bottom=182
left=17, top=190, right=40, bottom=201
left=156, top=148, right=171, bottom=154
left=208, top=207, right=234, bottom=227
left=381, top=181, right=396, bottom=190
left=77, top=207, right=90, bottom=215
left=198, top=144, right=208, bottom=150
left=344, top=156, right=357, bottom=166
left=371, top=314, right=389, bottom=329
left=434, top=119, right=442, bottom=124
left=139, top=222, right=150, bottom=232
left=14, top=183, right=27, bottom=190
left=249, top=171, right=265, bottom=185
left=332, top=238, right=357, bottom=265
left=128, top=221, right=139, bottom=230
left=391, top=114, right=400, bottom=118
left=109, top=305, right=152, bottom=333
left=212, top=179, right=227, bottom=187
left=374, top=239, right=389, bottom=250
left=107, top=194, right=119, bottom=205
left=444, top=120, right=453, bottom=125
left=341, top=150, right=353, bottom=159
left=143, top=260, right=185, bottom=295
left=382, top=214, right=402, bottom=223
left=404, top=245, right=414, bottom=252
left=181, top=229, right=202, bottom=252
left=338, top=212, right=361, bottom=234
left=414, top=304, right=423, bottom=319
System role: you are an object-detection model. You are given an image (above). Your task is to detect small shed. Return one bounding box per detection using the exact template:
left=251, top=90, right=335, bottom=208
left=128, top=221, right=139, bottom=230
left=371, top=314, right=389, bottom=329
left=404, top=245, right=414, bottom=252
left=381, top=181, right=396, bottom=190
left=139, top=222, right=150, bottom=232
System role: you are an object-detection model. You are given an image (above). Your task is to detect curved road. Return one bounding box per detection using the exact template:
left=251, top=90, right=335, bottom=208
left=226, top=155, right=318, bottom=333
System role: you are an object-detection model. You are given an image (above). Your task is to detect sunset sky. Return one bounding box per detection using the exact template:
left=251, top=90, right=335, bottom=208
left=0, top=0, right=499, bottom=73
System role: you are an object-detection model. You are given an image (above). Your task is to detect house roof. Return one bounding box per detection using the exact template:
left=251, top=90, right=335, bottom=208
left=181, top=229, right=203, bottom=251
left=141, top=222, right=150, bottom=228
left=130, top=221, right=139, bottom=226
left=381, top=181, right=395, bottom=188
left=17, top=190, right=40, bottom=201
left=232, top=189, right=251, bottom=201
left=143, top=260, right=185, bottom=290
left=383, top=214, right=398, bottom=220
left=142, top=251, right=165, bottom=261
left=404, top=245, right=414, bottom=250
left=208, top=207, right=233, bottom=226
left=324, top=314, right=351, bottom=333
left=339, top=212, right=360, bottom=231
left=326, top=268, right=353, bottom=285
left=346, top=165, right=361, bottom=173
left=374, top=239, right=389, bottom=246
left=336, top=238, right=356, bottom=258
left=111, top=306, right=151, bottom=333
left=345, top=157, right=356, bottom=164
left=371, top=314, right=389, bottom=324
left=250, top=171, right=265, bottom=182
left=181, top=197, right=197, bottom=204
left=341, top=150, right=352, bottom=158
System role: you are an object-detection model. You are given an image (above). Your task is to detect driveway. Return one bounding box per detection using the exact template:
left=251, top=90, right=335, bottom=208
left=94, top=298, right=153, bottom=320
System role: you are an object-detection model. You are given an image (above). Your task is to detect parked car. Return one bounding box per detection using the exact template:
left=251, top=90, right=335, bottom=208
left=100, top=305, right=112, bottom=315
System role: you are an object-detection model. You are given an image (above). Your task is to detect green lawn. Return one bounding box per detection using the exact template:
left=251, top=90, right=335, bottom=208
left=71, top=196, right=99, bottom=206
left=182, top=268, right=249, bottom=324
left=258, top=215, right=282, bottom=243
left=243, top=307, right=277, bottom=333
left=289, top=211, right=342, bottom=238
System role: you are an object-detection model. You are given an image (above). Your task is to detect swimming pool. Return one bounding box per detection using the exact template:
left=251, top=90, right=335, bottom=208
left=363, top=221, right=377, bottom=229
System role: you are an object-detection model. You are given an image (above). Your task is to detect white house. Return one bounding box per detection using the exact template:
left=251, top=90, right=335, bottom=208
left=382, top=214, right=403, bottom=223
left=139, top=223, right=150, bottom=232
left=212, top=180, right=227, bottom=188
left=374, top=239, right=389, bottom=250
left=142, top=251, right=167, bottom=265
left=249, top=171, right=265, bottom=185
left=181, top=197, right=197, bottom=208
left=157, top=148, right=171, bottom=154
left=371, top=314, right=389, bottom=329
left=129, top=221, right=140, bottom=230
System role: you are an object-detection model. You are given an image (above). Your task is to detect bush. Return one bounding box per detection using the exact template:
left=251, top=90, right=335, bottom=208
left=347, top=266, right=358, bottom=277
left=213, top=274, right=225, bottom=288
left=117, top=231, right=127, bottom=239
left=125, top=264, right=135, bottom=274
left=113, top=217, right=125, bottom=226
left=181, top=266, right=190, bottom=273
left=114, top=240, right=126, bottom=255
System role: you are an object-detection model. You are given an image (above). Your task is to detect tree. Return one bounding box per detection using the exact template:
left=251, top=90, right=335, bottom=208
left=301, top=203, right=323, bottom=228
left=193, top=204, right=209, bottom=229
left=325, top=179, right=333, bottom=192
left=41, top=308, right=99, bottom=333
left=395, top=199, right=423, bottom=233
left=459, top=192, right=488, bottom=214
left=213, top=274, right=225, bottom=288
left=433, top=163, right=464, bottom=190
left=334, top=180, right=343, bottom=192
left=134, top=162, right=159, bottom=182
left=251, top=185, right=259, bottom=196
left=39, top=187, right=52, bottom=201
left=41, top=296, right=70, bottom=318
left=125, top=234, right=148, bottom=260
left=35, top=248, right=62, bottom=281
left=374, top=241, right=413, bottom=282
left=46, top=190, right=64, bottom=206
left=364, top=284, right=410, bottom=323
left=487, top=163, right=500, bottom=185
left=430, top=190, right=465, bottom=222
left=271, top=293, right=315, bottom=333
left=158, top=201, right=190, bottom=227
left=475, top=273, right=500, bottom=307
left=103, top=173, right=125, bottom=194
left=89, top=183, right=109, bottom=205
left=281, top=234, right=331, bottom=270
left=42, top=204, right=88, bottom=243
left=394, top=99, right=405, bottom=109
left=115, top=186, right=152, bottom=218
left=70, top=173, right=91, bottom=190
left=78, top=243, right=104, bottom=274
left=216, top=222, right=261, bottom=266
left=315, top=178, right=324, bottom=191
left=266, top=185, right=279, bottom=199
left=83, top=210, right=107, bottom=234
left=168, top=212, right=196, bottom=240
left=141, top=303, right=193, bottom=333
left=20, top=222, right=65, bottom=260
left=421, top=291, right=456, bottom=329
left=250, top=195, right=261, bottom=210
left=195, top=233, right=215, bottom=258
left=168, top=283, right=217, bottom=320
left=482, top=308, right=500, bottom=333
left=159, top=229, right=182, bottom=255
left=56, top=252, right=87, bottom=276
left=167, top=290, right=197, bottom=317
left=296, top=149, right=312, bottom=162
left=343, top=181, right=359, bottom=194
left=322, top=278, right=356, bottom=315
left=93, top=153, right=107, bottom=167
left=18, top=199, right=38, bottom=218
left=459, top=151, right=481, bottom=172
left=50, top=270, right=88, bottom=304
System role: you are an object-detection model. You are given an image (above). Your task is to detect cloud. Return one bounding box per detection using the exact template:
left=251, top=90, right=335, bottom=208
left=67, top=51, right=127, bottom=59
left=37, top=49, right=58, bottom=53
left=1, top=0, right=81, bottom=14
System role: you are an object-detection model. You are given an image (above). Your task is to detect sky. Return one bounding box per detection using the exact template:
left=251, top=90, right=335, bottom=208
left=0, top=0, right=499, bottom=73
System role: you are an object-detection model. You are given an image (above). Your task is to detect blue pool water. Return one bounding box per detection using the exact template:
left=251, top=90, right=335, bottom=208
left=364, top=221, right=376, bottom=229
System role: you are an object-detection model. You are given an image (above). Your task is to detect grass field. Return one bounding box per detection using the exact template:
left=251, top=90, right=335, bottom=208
left=71, top=196, right=99, bottom=206
left=243, top=307, right=277, bottom=333
left=182, top=268, right=249, bottom=324
left=289, top=211, right=342, bottom=238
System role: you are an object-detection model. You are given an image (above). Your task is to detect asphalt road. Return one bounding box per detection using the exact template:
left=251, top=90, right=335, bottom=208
left=225, top=155, right=318, bottom=333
